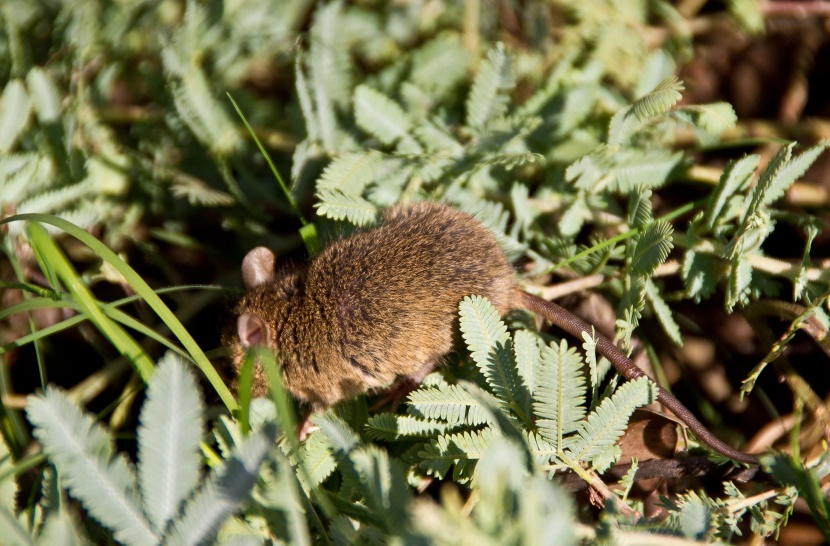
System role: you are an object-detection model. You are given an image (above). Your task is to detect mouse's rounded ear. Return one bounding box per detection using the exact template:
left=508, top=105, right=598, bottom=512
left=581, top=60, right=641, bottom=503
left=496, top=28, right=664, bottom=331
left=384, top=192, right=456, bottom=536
left=238, top=312, right=268, bottom=348
left=242, top=246, right=276, bottom=289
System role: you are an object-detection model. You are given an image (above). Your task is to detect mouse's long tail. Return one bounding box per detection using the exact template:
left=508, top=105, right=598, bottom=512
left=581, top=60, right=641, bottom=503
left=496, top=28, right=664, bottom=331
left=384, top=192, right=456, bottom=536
left=520, top=291, right=759, bottom=465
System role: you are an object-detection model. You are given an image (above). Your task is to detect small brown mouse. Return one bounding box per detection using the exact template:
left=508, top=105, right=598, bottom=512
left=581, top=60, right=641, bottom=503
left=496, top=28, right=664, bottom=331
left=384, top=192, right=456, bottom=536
left=228, top=201, right=758, bottom=464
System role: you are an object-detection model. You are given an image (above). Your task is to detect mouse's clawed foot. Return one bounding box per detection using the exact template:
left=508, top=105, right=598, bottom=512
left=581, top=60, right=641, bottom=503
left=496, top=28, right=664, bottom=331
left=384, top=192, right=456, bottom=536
left=298, top=416, right=319, bottom=441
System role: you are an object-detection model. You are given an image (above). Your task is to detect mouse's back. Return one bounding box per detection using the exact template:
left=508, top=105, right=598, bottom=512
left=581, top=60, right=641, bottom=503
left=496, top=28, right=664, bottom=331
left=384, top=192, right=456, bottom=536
left=234, top=202, right=520, bottom=408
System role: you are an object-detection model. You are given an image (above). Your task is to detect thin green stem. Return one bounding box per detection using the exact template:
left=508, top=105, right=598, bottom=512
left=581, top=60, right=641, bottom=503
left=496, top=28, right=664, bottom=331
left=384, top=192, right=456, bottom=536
left=226, top=93, right=307, bottom=225
left=546, top=198, right=705, bottom=274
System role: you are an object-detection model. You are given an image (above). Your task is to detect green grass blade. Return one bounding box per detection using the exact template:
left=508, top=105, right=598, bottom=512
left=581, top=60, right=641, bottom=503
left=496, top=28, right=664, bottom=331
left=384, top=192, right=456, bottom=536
left=25, top=222, right=156, bottom=381
left=1, top=214, right=237, bottom=412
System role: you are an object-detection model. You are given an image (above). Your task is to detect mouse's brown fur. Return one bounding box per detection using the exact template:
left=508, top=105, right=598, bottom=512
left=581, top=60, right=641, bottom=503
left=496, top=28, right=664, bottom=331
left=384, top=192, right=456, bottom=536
left=227, top=202, right=520, bottom=409
left=227, top=201, right=759, bottom=464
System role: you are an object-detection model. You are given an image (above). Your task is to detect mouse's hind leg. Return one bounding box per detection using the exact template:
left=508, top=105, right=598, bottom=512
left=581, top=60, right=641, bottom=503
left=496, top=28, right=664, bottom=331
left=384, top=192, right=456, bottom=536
left=369, top=359, right=439, bottom=411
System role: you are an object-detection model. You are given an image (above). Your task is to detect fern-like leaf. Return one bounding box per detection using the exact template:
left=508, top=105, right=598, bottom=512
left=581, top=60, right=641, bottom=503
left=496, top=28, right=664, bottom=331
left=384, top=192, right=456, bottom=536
left=754, top=142, right=827, bottom=212
left=726, top=255, right=753, bottom=312
left=609, top=150, right=683, bottom=192
left=350, top=446, right=410, bottom=532
left=0, top=79, right=32, bottom=153
left=705, top=154, right=759, bottom=230
left=298, top=431, right=336, bottom=489
left=645, top=279, right=683, bottom=345
left=458, top=295, right=531, bottom=423
left=413, top=428, right=499, bottom=483
left=682, top=249, right=718, bottom=302
left=466, top=43, right=515, bottom=129
left=631, top=220, right=674, bottom=277
left=137, top=353, right=204, bottom=532
left=25, top=67, right=61, bottom=123
left=163, top=425, right=276, bottom=545
left=26, top=388, right=158, bottom=546
left=410, top=35, right=471, bottom=99
left=533, top=340, right=587, bottom=450
left=0, top=507, right=30, bottom=546
left=630, top=75, right=684, bottom=121
left=171, top=64, right=241, bottom=157
left=364, top=414, right=451, bottom=441
left=295, top=54, right=319, bottom=143
left=354, top=85, right=418, bottom=151
left=564, top=377, right=658, bottom=472
left=405, top=385, right=490, bottom=426
left=315, top=189, right=377, bottom=226
left=312, top=412, right=361, bottom=456
left=627, top=188, right=653, bottom=228
left=513, top=330, right=540, bottom=407
left=316, top=151, right=382, bottom=193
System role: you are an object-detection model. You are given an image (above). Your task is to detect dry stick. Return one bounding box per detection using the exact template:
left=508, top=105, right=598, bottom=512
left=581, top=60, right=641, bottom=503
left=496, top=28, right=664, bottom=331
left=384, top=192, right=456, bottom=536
left=521, top=292, right=760, bottom=465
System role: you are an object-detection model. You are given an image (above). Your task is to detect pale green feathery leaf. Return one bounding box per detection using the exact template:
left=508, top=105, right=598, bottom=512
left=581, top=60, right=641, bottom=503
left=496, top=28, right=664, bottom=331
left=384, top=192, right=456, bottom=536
left=466, top=43, right=515, bottom=129
left=581, top=330, right=599, bottom=411
left=311, top=412, right=361, bottom=456
left=743, top=146, right=792, bottom=225
left=724, top=208, right=773, bottom=260
left=315, top=189, right=378, bottom=226
left=405, top=385, right=491, bottom=426
left=413, top=119, right=463, bottom=155
left=137, top=353, right=204, bottom=532
left=410, top=35, right=471, bottom=99
left=413, top=428, right=500, bottom=483
left=308, top=1, right=351, bottom=150
left=631, top=220, right=674, bottom=277
left=163, top=425, right=276, bottom=546
left=0, top=79, right=32, bottom=153
left=634, top=49, right=676, bottom=99
left=525, top=431, right=558, bottom=467
left=1, top=153, right=49, bottom=206
left=753, top=142, right=827, bottom=214
left=25, top=67, right=61, bottom=123
left=630, top=75, right=684, bottom=122
left=705, top=154, right=759, bottom=230
left=0, top=506, right=31, bottom=546
left=627, top=188, right=653, bottom=228
left=295, top=54, right=319, bottom=143
left=728, top=0, right=765, bottom=34
left=645, top=279, right=683, bottom=345
left=618, top=274, right=647, bottom=344
left=17, top=180, right=95, bottom=216
left=365, top=414, right=452, bottom=441
left=171, top=64, right=241, bottom=157
left=513, top=330, right=540, bottom=408
left=682, top=249, right=718, bottom=302
left=354, top=85, right=419, bottom=151
left=533, top=340, right=586, bottom=450
left=26, top=388, right=158, bottom=546
left=558, top=195, right=590, bottom=238
left=565, top=145, right=613, bottom=191
left=458, top=296, right=531, bottom=424
left=676, top=491, right=715, bottom=540
left=350, top=446, right=410, bottom=533
left=298, top=431, right=336, bottom=489
left=609, top=150, right=683, bottom=192
left=35, top=509, right=86, bottom=546
left=316, top=151, right=383, bottom=194
left=309, top=0, right=352, bottom=108
left=726, top=254, right=753, bottom=311
left=681, top=102, right=738, bottom=142
left=564, top=377, right=658, bottom=472
left=0, top=430, right=17, bottom=512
